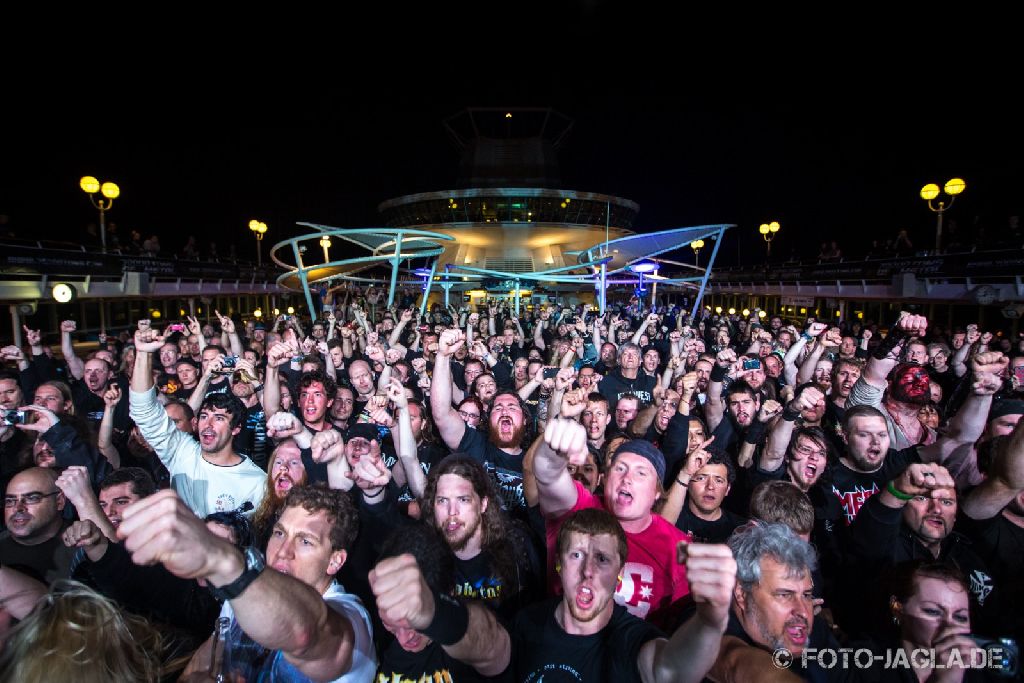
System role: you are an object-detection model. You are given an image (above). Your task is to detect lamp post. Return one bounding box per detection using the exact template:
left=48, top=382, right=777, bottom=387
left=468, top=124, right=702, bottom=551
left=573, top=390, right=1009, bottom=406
left=80, top=176, right=120, bottom=253
left=920, top=178, right=965, bottom=254
left=249, top=220, right=268, bottom=266
left=628, top=259, right=659, bottom=309
left=690, top=239, right=705, bottom=267
left=758, top=221, right=781, bottom=260
left=319, top=235, right=332, bottom=263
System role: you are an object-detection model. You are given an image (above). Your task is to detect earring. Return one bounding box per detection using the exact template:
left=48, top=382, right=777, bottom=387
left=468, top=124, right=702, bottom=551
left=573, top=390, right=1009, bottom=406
left=892, top=616, right=900, bottom=626
left=617, top=575, right=623, bottom=584
left=555, top=564, right=561, bottom=573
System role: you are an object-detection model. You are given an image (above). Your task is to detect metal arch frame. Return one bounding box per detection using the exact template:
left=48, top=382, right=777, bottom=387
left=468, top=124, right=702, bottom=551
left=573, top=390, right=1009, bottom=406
left=577, top=223, right=732, bottom=318
left=269, top=222, right=729, bottom=320
left=269, top=226, right=456, bottom=316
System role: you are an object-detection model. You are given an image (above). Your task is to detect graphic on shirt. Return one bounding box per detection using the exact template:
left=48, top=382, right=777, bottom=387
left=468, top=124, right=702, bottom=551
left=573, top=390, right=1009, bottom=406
left=376, top=670, right=453, bottom=683
left=831, top=483, right=879, bottom=525
left=455, top=574, right=503, bottom=603
left=969, top=569, right=994, bottom=605
left=617, top=561, right=655, bottom=619
left=487, top=464, right=525, bottom=511
left=215, top=493, right=238, bottom=513
left=524, top=663, right=583, bottom=682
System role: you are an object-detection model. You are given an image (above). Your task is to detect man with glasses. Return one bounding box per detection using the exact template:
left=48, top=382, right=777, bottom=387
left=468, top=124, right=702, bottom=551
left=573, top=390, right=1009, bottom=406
left=0, top=467, right=74, bottom=584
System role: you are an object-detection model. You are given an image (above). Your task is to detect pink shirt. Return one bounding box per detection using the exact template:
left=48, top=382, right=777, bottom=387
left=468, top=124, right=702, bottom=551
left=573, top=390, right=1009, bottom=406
left=545, top=481, right=691, bottom=628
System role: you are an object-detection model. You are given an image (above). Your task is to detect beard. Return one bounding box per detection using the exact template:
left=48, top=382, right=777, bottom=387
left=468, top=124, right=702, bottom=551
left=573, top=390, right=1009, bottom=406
left=489, top=420, right=527, bottom=449
left=442, top=515, right=481, bottom=552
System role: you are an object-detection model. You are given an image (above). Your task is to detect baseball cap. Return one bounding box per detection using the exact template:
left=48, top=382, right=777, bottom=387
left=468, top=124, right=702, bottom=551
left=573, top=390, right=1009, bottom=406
left=345, top=423, right=380, bottom=442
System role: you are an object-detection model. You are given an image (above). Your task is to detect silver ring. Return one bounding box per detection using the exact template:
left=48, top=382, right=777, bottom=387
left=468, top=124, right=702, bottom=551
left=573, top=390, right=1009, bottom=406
left=922, top=472, right=934, bottom=478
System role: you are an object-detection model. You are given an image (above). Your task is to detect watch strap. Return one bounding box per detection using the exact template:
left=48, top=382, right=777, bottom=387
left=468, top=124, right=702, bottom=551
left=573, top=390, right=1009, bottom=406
left=209, top=547, right=265, bottom=601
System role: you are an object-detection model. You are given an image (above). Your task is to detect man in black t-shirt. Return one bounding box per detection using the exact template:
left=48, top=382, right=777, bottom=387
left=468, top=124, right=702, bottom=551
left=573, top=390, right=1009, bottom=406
left=371, top=523, right=506, bottom=682
left=711, top=522, right=841, bottom=682
left=674, top=455, right=746, bottom=543
left=421, top=455, right=542, bottom=623
left=0, top=467, right=74, bottom=585
left=511, top=508, right=736, bottom=682
left=370, top=525, right=510, bottom=682
left=432, top=330, right=530, bottom=513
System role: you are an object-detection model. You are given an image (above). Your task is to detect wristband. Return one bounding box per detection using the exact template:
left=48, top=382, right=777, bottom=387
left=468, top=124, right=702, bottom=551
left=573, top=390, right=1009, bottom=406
left=742, top=420, right=768, bottom=445
left=710, top=364, right=729, bottom=383
left=885, top=481, right=914, bottom=501
left=676, top=478, right=689, bottom=488
left=871, top=326, right=908, bottom=361
left=421, top=592, right=470, bottom=646
left=801, top=332, right=814, bottom=342
left=781, top=406, right=802, bottom=422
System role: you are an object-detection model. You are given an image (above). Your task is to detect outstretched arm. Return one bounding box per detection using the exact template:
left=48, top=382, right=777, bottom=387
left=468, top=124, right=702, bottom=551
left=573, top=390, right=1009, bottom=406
left=120, top=491, right=364, bottom=681
left=862, top=312, right=927, bottom=388
left=639, top=544, right=737, bottom=683
left=962, top=416, right=1024, bottom=520
left=533, top=418, right=585, bottom=518
left=429, top=330, right=468, bottom=450
left=60, top=320, right=85, bottom=380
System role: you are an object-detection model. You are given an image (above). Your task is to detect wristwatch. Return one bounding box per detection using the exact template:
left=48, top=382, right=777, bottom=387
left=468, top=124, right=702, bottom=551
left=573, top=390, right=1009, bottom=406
left=209, top=547, right=265, bottom=601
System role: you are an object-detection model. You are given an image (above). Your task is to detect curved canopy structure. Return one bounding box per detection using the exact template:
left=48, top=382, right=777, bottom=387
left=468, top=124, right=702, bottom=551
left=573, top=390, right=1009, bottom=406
left=270, top=221, right=732, bottom=319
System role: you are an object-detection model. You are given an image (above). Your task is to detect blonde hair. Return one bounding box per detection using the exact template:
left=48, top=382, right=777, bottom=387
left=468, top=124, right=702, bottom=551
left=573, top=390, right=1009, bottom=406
left=0, top=582, right=164, bottom=683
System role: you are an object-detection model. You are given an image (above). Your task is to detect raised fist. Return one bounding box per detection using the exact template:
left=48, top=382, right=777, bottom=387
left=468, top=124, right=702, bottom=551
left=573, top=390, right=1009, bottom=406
left=895, top=312, right=928, bottom=338
left=437, top=329, right=465, bottom=357
left=543, top=417, right=588, bottom=465
left=758, top=399, right=783, bottom=422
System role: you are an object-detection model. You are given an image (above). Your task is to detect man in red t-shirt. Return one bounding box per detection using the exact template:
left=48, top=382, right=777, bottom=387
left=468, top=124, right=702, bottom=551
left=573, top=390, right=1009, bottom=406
left=534, top=417, right=691, bottom=628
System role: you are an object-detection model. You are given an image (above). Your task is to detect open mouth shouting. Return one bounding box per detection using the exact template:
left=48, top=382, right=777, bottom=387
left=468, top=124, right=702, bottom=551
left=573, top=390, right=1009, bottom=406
left=576, top=584, right=596, bottom=610
left=200, top=429, right=218, bottom=446
left=785, top=618, right=809, bottom=646
left=497, top=416, right=515, bottom=438
left=274, top=474, right=294, bottom=495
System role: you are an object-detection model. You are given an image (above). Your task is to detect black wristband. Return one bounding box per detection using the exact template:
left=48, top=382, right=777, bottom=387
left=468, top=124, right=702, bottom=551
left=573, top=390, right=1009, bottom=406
left=421, top=592, right=470, bottom=646
left=710, top=364, right=729, bottom=383
left=743, top=420, right=768, bottom=445
left=782, top=406, right=802, bottom=422
left=871, top=326, right=908, bottom=361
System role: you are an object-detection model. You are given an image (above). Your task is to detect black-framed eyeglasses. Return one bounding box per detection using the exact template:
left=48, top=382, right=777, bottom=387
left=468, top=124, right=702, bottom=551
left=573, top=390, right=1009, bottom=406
left=4, top=491, right=60, bottom=507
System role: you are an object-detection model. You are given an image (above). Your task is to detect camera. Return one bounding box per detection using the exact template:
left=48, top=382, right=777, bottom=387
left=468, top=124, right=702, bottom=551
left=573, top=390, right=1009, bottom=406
left=166, top=323, right=186, bottom=333
left=967, top=635, right=1018, bottom=677
left=221, top=355, right=239, bottom=368
left=1, top=409, right=26, bottom=426
left=417, top=325, right=430, bottom=333
left=542, top=367, right=559, bottom=380
left=742, top=358, right=762, bottom=371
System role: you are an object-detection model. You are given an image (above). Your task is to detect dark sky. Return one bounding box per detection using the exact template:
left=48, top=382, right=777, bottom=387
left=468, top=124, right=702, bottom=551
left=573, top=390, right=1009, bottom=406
left=3, top=84, right=1021, bottom=267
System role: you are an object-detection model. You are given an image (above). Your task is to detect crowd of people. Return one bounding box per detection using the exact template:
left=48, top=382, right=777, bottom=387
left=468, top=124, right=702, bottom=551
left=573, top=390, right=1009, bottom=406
left=0, top=293, right=1021, bottom=681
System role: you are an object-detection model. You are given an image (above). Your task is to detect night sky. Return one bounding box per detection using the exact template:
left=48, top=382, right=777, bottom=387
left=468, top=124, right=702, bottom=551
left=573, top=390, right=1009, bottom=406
left=3, top=82, right=1021, bottom=268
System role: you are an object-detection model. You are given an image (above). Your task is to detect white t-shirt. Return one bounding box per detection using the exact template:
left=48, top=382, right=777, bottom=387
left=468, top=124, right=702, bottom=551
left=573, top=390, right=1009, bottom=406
left=217, top=581, right=376, bottom=682
left=129, top=387, right=266, bottom=517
